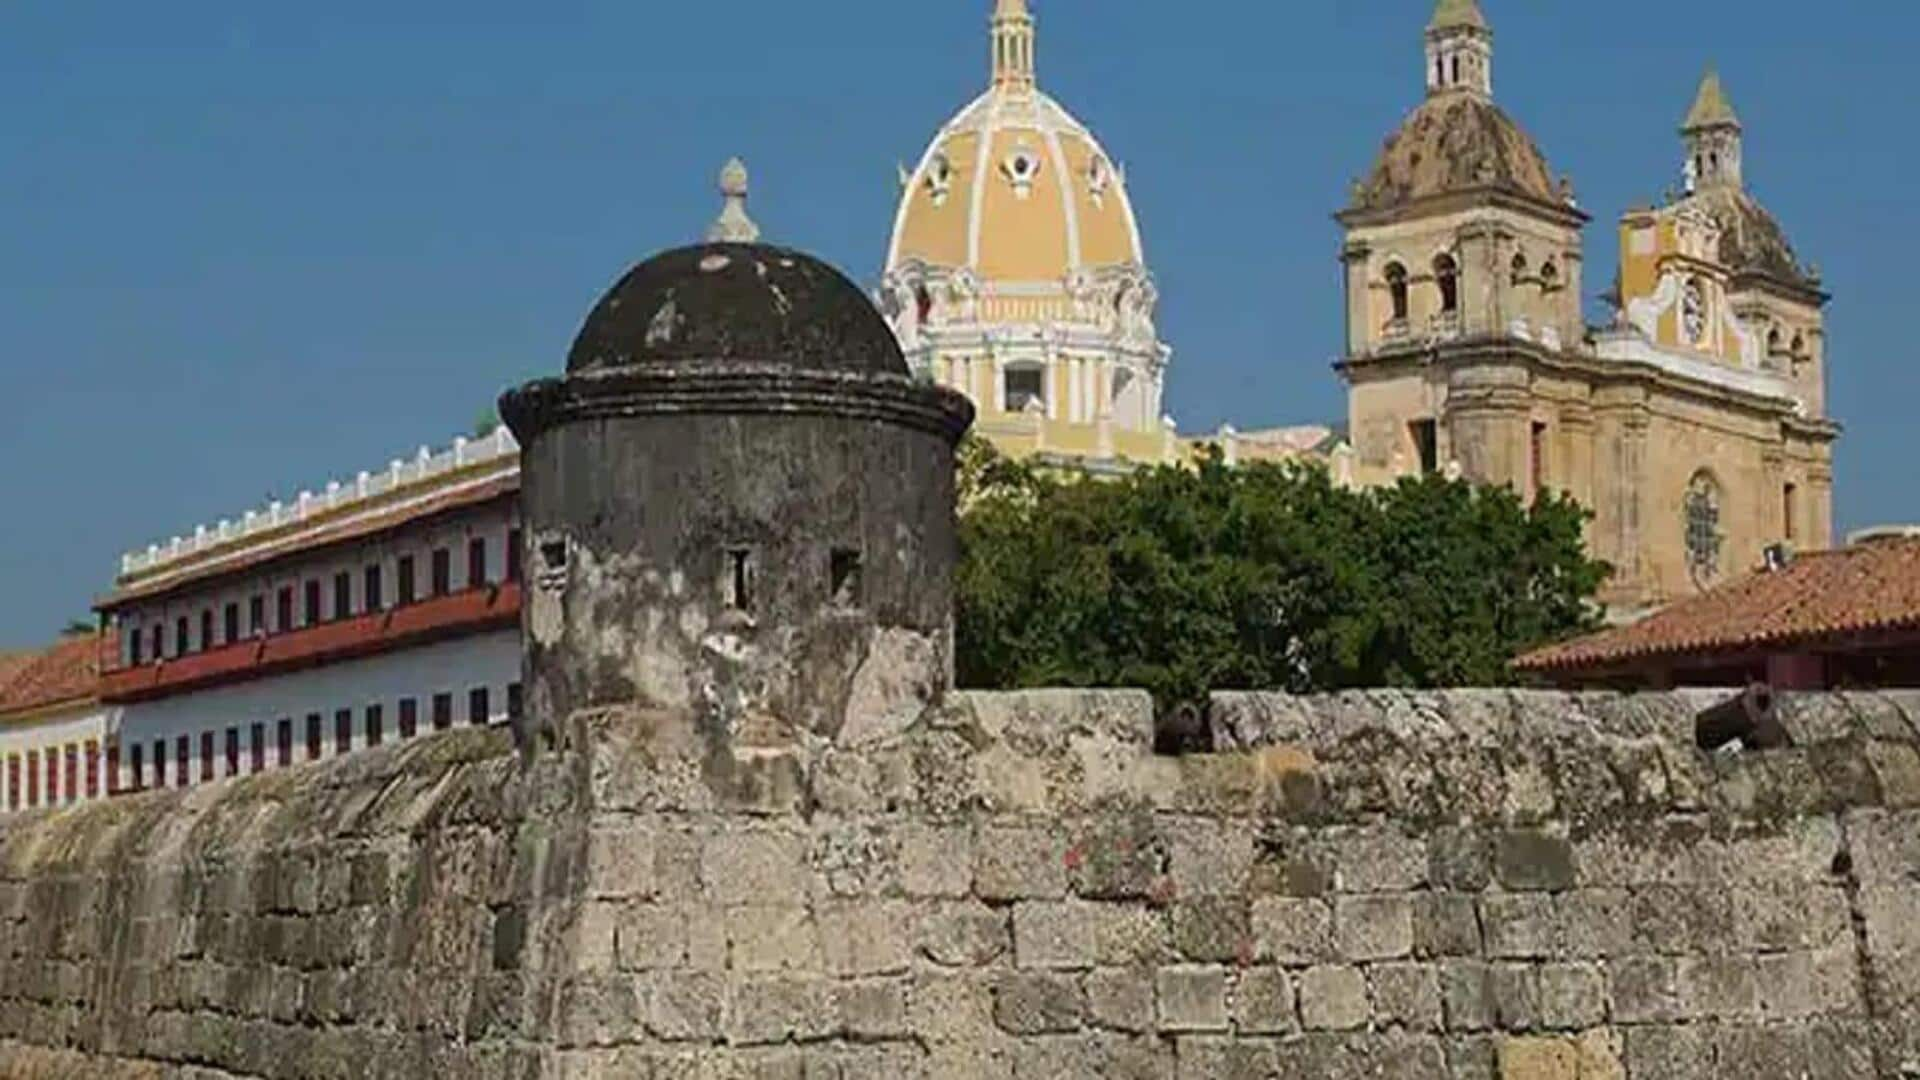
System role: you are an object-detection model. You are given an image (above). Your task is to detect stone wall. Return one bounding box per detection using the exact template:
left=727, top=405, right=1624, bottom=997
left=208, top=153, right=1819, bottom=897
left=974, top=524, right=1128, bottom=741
left=2, top=689, right=1919, bottom=1077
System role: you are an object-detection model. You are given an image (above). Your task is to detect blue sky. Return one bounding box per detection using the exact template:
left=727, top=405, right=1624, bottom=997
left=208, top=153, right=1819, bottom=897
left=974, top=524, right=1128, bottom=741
left=0, top=1, right=1912, bottom=648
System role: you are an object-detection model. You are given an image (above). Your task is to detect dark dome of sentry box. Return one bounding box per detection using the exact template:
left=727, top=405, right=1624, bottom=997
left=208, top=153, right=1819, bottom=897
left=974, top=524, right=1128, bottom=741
left=565, top=243, right=908, bottom=376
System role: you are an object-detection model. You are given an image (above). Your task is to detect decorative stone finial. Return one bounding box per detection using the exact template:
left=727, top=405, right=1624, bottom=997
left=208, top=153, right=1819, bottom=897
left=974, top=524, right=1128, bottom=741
left=706, top=157, right=762, bottom=244
left=991, top=0, right=1036, bottom=90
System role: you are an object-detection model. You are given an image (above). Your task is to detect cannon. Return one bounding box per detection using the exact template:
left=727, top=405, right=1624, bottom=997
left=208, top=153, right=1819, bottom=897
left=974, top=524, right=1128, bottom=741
left=1694, top=683, right=1790, bottom=751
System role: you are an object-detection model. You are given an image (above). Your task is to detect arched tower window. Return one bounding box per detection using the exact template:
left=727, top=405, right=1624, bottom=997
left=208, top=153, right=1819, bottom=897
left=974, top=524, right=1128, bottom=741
left=1684, top=471, right=1724, bottom=586
left=1450, top=56, right=1460, bottom=85
left=1539, top=260, right=1559, bottom=293
left=1510, top=253, right=1528, bottom=287
left=1385, top=262, right=1409, bottom=322
left=1433, top=254, right=1459, bottom=314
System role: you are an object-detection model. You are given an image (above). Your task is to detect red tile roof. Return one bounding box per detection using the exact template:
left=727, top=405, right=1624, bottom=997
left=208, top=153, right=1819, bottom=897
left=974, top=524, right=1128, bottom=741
left=101, top=583, right=520, bottom=704
left=0, top=634, right=109, bottom=716
left=1516, top=538, right=1920, bottom=674
left=102, top=472, right=518, bottom=609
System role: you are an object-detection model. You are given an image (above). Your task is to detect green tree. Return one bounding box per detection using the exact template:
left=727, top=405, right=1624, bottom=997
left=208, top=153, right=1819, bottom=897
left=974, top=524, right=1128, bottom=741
left=954, top=441, right=1607, bottom=706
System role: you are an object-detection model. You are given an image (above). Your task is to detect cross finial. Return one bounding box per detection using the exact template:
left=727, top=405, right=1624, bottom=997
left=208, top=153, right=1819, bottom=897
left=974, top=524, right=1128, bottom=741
left=705, top=157, right=761, bottom=244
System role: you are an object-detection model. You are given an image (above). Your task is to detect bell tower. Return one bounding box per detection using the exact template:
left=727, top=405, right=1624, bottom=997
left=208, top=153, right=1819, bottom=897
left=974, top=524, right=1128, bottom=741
left=1682, top=67, right=1743, bottom=192
left=1425, top=0, right=1492, bottom=98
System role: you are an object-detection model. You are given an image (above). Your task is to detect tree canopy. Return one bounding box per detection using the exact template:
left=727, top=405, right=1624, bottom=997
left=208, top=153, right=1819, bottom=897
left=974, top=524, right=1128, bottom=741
left=954, top=438, right=1608, bottom=707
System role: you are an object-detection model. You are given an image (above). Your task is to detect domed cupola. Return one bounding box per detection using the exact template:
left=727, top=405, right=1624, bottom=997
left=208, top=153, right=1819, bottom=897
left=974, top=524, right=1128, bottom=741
left=881, top=0, right=1173, bottom=462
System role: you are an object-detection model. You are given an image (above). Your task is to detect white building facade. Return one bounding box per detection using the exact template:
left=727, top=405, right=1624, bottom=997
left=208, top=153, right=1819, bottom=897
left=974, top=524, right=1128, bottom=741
left=97, top=427, right=526, bottom=794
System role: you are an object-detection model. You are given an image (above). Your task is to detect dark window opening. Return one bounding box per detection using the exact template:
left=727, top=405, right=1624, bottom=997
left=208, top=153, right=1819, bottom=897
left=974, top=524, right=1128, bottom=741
left=1433, top=254, right=1459, bottom=314
left=200, top=732, right=214, bottom=783
left=106, top=743, right=120, bottom=796
left=399, top=698, right=418, bottom=739
left=725, top=547, right=754, bottom=611
left=49, top=749, right=61, bottom=805
left=1784, top=483, right=1799, bottom=542
left=1003, top=366, right=1045, bottom=413
left=84, top=742, right=99, bottom=799
left=366, top=705, right=383, bottom=747
left=333, top=572, right=352, bottom=621
left=304, top=581, right=321, bottom=626
left=540, top=538, right=568, bottom=573
left=432, top=692, right=453, bottom=731
left=200, top=610, right=214, bottom=652
left=29, top=750, right=43, bottom=805
left=468, top=537, right=488, bottom=589
left=175, top=737, right=188, bottom=789
left=431, top=548, right=452, bottom=597
left=306, top=715, right=322, bottom=761
left=1411, top=420, right=1440, bottom=476
left=1510, top=253, right=1528, bottom=287
left=830, top=548, right=863, bottom=608
left=276, top=718, right=292, bottom=768
left=223, top=603, right=240, bottom=645
left=469, top=687, right=490, bottom=727
left=175, top=617, right=189, bottom=657
left=6, top=756, right=17, bottom=810
left=1530, top=421, right=1549, bottom=498
left=507, top=530, right=524, bottom=583
left=334, top=710, right=351, bottom=756
left=507, top=683, right=524, bottom=722
left=151, top=740, right=165, bottom=790
left=130, top=631, right=142, bottom=666
left=1450, top=55, right=1459, bottom=84
left=398, top=556, right=417, bottom=605
left=150, top=624, right=162, bottom=663
left=225, top=728, right=240, bottom=776
left=365, top=565, right=384, bottom=612
left=66, top=745, right=79, bottom=801
left=250, top=723, right=265, bottom=773
left=276, top=587, right=294, bottom=633
left=249, top=594, right=265, bottom=637
left=1385, top=262, right=1409, bottom=322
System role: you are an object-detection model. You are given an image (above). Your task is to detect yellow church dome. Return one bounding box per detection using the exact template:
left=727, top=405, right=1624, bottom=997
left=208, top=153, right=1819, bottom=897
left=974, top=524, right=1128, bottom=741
left=885, top=0, right=1145, bottom=284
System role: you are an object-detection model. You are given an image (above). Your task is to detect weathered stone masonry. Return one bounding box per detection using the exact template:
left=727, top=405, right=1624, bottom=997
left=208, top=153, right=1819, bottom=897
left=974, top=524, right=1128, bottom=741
left=1, top=688, right=1918, bottom=1078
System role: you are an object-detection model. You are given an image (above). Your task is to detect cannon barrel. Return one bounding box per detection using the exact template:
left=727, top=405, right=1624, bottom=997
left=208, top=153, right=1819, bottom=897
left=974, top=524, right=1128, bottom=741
left=1695, top=684, right=1789, bottom=751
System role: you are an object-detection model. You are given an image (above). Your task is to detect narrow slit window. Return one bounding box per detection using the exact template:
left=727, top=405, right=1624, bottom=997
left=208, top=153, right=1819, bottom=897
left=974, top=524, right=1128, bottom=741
left=830, top=548, right=863, bottom=608
left=725, top=547, right=754, bottom=611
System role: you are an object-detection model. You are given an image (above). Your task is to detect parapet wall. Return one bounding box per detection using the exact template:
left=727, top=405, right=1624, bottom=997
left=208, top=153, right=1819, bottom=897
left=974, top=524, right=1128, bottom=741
left=1, top=688, right=1918, bottom=1077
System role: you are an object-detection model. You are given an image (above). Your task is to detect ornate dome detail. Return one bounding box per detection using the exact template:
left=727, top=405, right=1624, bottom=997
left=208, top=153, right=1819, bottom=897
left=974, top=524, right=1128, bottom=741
left=1351, top=94, right=1560, bottom=213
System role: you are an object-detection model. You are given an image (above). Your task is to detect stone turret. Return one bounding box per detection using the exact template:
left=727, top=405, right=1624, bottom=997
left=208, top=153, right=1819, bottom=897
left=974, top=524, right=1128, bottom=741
left=501, top=167, right=974, bottom=755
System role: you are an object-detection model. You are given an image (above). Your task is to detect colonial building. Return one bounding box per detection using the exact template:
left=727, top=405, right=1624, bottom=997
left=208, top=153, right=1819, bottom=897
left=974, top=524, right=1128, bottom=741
left=0, top=633, right=114, bottom=813
left=1339, top=0, right=1837, bottom=613
left=95, top=427, right=525, bottom=793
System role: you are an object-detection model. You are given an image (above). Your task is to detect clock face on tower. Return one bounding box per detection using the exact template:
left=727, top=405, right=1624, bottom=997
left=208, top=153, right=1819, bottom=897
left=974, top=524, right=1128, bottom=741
left=1682, top=278, right=1707, bottom=345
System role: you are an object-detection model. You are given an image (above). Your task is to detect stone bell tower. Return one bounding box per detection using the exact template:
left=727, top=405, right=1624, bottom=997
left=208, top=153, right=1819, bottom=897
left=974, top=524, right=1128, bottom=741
left=500, top=163, right=975, bottom=753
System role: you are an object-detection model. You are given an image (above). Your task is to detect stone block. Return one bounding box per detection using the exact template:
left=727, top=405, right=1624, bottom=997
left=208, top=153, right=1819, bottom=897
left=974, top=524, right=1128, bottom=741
left=837, top=977, right=909, bottom=1042
left=1070, top=812, right=1162, bottom=900
left=1085, top=968, right=1154, bottom=1033
left=614, top=904, right=686, bottom=971
left=817, top=901, right=910, bottom=977
left=975, top=826, right=1068, bottom=902
left=1296, top=965, right=1368, bottom=1032
left=1162, top=820, right=1252, bottom=898
left=1442, top=961, right=1494, bottom=1032
left=1609, top=955, right=1681, bottom=1024
left=1757, top=950, right=1818, bottom=1021
left=726, top=906, right=819, bottom=973
left=1013, top=901, right=1095, bottom=971
left=1496, top=1031, right=1622, bottom=1080
left=898, top=825, right=973, bottom=898
left=915, top=900, right=1010, bottom=968
left=1555, top=888, right=1630, bottom=959
left=1489, top=964, right=1539, bottom=1031
left=702, top=829, right=808, bottom=907
left=1250, top=897, right=1333, bottom=964
left=585, top=823, right=656, bottom=900
left=1624, top=1024, right=1711, bottom=1080
left=993, top=971, right=1084, bottom=1035
left=1677, top=954, right=1760, bottom=1020
left=1089, top=904, right=1173, bottom=967
left=646, top=972, right=723, bottom=1042
left=1482, top=893, right=1557, bottom=959
left=1174, top=1035, right=1275, bottom=1080
left=1431, top=827, right=1495, bottom=891
left=726, top=976, right=836, bottom=1046
left=1327, top=826, right=1428, bottom=892
left=1371, top=962, right=1441, bottom=1031
left=1154, top=966, right=1229, bottom=1033
left=1496, top=830, right=1577, bottom=892
left=1534, top=963, right=1606, bottom=1030
left=1334, top=894, right=1413, bottom=961
left=1231, top=967, right=1296, bottom=1035
left=1413, top=892, right=1482, bottom=958
left=908, top=972, right=998, bottom=1045
left=1169, top=898, right=1249, bottom=964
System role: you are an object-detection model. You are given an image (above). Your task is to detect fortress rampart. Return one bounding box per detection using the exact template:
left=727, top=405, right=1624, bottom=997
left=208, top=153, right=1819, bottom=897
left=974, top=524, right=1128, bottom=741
left=0, top=688, right=1916, bottom=1078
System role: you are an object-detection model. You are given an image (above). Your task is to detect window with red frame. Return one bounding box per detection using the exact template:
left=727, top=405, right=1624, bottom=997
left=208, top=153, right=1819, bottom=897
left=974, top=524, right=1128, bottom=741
left=27, top=750, right=40, bottom=806
left=250, top=723, right=265, bottom=773
left=7, top=755, right=19, bottom=810
left=47, top=747, right=59, bottom=804
left=86, top=741, right=99, bottom=799
left=64, top=745, right=78, bottom=803
left=201, top=732, right=214, bottom=782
